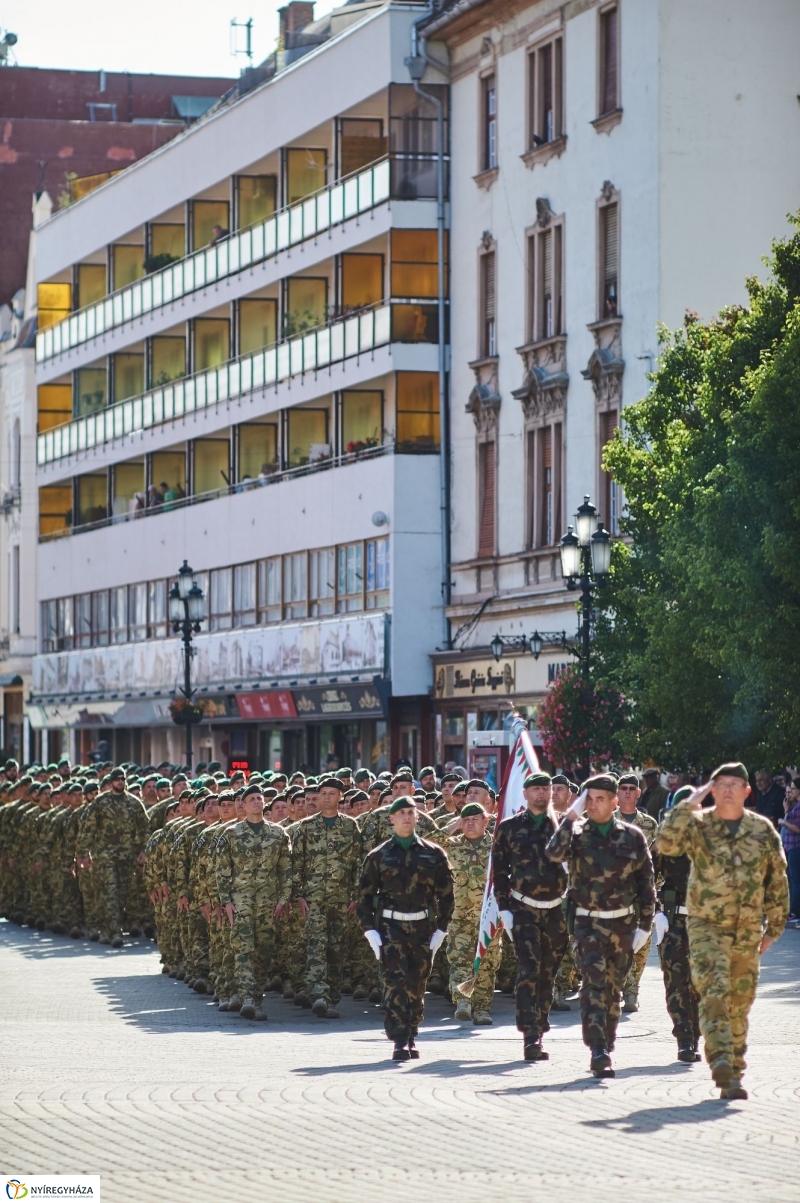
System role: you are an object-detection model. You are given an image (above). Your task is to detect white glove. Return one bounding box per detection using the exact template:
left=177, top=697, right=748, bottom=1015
left=499, top=910, right=514, bottom=933
left=364, top=929, right=382, bottom=960
left=429, top=928, right=447, bottom=954
left=570, top=790, right=587, bottom=818
left=653, top=911, right=669, bottom=946
left=632, top=927, right=651, bottom=954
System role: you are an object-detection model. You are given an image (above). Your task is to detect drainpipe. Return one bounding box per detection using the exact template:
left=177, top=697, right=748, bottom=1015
left=407, top=4, right=451, bottom=648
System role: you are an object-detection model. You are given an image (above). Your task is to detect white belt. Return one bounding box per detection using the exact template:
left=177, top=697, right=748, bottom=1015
left=511, top=889, right=564, bottom=910
left=676, top=905, right=689, bottom=915
left=575, top=905, right=634, bottom=919
left=382, top=909, right=427, bottom=921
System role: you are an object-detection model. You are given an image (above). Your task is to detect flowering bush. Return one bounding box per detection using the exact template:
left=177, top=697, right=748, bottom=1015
left=538, top=666, right=629, bottom=773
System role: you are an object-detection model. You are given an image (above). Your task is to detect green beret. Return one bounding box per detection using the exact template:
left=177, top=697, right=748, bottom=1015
left=672, top=785, right=695, bottom=805
left=440, top=772, right=461, bottom=785
left=354, top=768, right=373, bottom=784
left=392, top=770, right=414, bottom=785
left=460, top=802, right=487, bottom=818
left=452, top=781, right=467, bottom=794
left=108, top=767, right=125, bottom=781
left=389, top=797, right=414, bottom=814
left=711, top=762, right=748, bottom=782
left=524, top=772, right=552, bottom=788
left=156, top=777, right=171, bottom=789
left=617, top=772, right=641, bottom=787
left=466, top=778, right=489, bottom=792
left=419, top=766, right=436, bottom=777
left=335, top=767, right=353, bottom=779
left=584, top=773, right=619, bottom=794
left=318, top=775, right=345, bottom=792
left=350, top=789, right=368, bottom=803
left=551, top=773, right=570, bottom=786
left=241, top=783, right=265, bottom=800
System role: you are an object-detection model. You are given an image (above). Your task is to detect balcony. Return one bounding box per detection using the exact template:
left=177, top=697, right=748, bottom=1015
left=36, top=158, right=400, bottom=366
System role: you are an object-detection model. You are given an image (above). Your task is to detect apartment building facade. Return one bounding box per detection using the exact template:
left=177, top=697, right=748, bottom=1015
left=28, top=0, right=450, bottom=773
left=421, top=0, right=800, bottom=773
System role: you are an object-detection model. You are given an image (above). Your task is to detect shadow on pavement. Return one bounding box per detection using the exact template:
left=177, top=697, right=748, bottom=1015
left=294, top=1056, right=521, bottom=1077
left=0, top=921, right=154, bottom=960
left=580, top=1097, right=730, bottom=1132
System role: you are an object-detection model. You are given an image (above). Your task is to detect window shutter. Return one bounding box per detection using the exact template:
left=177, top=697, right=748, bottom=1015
left=600, top=409, right=618, bottom=447
left=478, top=441, right=496, bottom=557
left=483, top=252, right=496, bottom=355
left=542, top=229, right=553, bottom=338
left=602, top=7, right=618, bottom=114
left=541, top=43, right=553, bottom=141
left=603, top=205, right=618, bottom=283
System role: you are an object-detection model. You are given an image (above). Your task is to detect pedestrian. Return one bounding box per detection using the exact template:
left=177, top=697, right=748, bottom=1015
left=751, top=770, right=785, bottom=827
left=357, top=796, right=454, bottom=1061
left=640, top=768, right=668, bottom=819
left=778, top=777, right=800, bottom=923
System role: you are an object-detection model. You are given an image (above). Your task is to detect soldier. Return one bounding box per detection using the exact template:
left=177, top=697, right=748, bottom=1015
left=291, top=776, right=361, bottom=1018
left=492, top=771, right=568, bottom=1060
left=658, top=762, right=789, bottom=1100
left=616, top=772, right=658, bottom=1013
left=216, top=783, right=291, bottom=1021
left=357, top=796, right=454, bottom=1061
left=446, top=801, right=500, bottom=1025
left=545, top=774, right=655, bottom=1078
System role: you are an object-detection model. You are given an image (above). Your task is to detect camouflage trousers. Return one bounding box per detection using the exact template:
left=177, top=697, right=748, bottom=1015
left=378, top=918, right=433, bottom=1044
left=687, top=918, right=761, bottom=1079
left=497, top=927, right=518, bottom=993
left=304, top=900, right=347, bottom=1005
left=573, top=915, right=634, bottom=1050
left=448, top=910, right=501, bottom=1013
left=215, top=914, right=237, bottom=999
left=53, top=864, right=83, bottom=931
left=28, top=865, right=50, bottom=924
left=188, top=910, right=210, bottom=979
left=623, top=932, right=652, bottom=998
left=510, top=904, right=568, bottom=1040
left=554, top=934, right=581, bottom=995
left=89, top=855, right=131, bottom=939
left=78, top=865, right=102, bottom=936
left=658, top=915, right=700, bottom=1044
left=350, top=912, right=380, bottom=992
left=124, top=862, right=153, bottom=932
left=283, top=904, right=307, bottom=992
left=230, top=902, right=278, bottom=1001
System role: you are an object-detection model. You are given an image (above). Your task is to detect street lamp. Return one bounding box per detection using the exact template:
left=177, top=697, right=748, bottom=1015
left=559, top=498, right=611, bottom=679
left=490, top=633, right=529, bottom=662
left=170, top=561, right=206, bottom=770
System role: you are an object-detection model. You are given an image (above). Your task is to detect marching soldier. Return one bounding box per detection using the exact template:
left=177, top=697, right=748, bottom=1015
left=446, top=802, right=500, bottom=1026
left=616, top=773, right=658, bottom=1013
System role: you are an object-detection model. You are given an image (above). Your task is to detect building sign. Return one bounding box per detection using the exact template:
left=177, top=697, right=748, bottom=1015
left=292, top=683, right=386, bottom=719
left=433, top=658, right=516, bottom=699
left=236, top=690, right=297, bottom=720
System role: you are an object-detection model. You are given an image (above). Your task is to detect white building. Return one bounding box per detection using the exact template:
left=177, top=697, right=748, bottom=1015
left=420, top=0, right=800, bottom=774
left=28, top=0, right=450, bottom=773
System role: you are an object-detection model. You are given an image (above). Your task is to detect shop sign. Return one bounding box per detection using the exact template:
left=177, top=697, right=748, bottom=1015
left=236, top=690, right=297, bottom=720
left=291, top=683, right=386, bottom=718
left=433, top=658, right=516, bottom=699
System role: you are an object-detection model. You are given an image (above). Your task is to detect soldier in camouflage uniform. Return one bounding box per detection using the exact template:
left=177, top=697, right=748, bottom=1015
left=615, top=773, right=658, bottom=1013
left=551, top=775, right=582, bottom=1010
left=546, top=774, right=655, bottom=1078
left=493, top=772, right=568, bottom=1060
left=75, top=767, right=149, bottom=947
left=291, top=776, right=361, bottom=1018
left=358, top=796, right=454, bottom=1060
left=216, top=783, right=291, bottom=1021
left=446, top=802, right=500, bottom=1025
left=658, top=763, right=789, bottom=1100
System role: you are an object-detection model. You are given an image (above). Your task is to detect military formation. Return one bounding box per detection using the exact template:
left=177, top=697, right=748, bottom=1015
left=0, top=752, right=789, bottom=1092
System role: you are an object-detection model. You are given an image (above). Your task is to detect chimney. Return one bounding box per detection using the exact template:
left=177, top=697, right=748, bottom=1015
left=279, top=2, right=315, bottom=41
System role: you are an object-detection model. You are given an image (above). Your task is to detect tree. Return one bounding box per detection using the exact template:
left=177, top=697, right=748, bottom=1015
left=594, top=216, right=800, bottom=768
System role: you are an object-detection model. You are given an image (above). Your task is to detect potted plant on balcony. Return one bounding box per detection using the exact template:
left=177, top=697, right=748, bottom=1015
left=169, top=698, right=205, bottom=726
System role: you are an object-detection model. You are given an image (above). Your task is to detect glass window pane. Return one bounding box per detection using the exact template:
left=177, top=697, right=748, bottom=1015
left=74, top=593, right=92, bottom=647
left=77, top=264, right=106, bottom=309
left=148, top=580, right=166, bottom=638
left=283, top=553, right=307, bottom=619
left=366, top=536, right=390, bottom=608
left=113, top=462, right=145, bottom=518
left=233, top=563, right=256, bottom=626
left=286, top=408, right=328, bottom=468
left=114, top=353, right=144, bottom=402
left=93, top=590, right=109, bottom=646
left=75, top=367, right=107, bottom=418
left=37, top=384, right=72, bottom=433
left=237, top=176, right=277, bottom=228
left=38, top=281, right=72, bottom=328
left=150, top=452, right=186, bottom=507
left=239, top=299, right=277, bottom=354
left=342, top=254, right=383, bottom=311
left=396, top=371, right=440, bottom=449
left=309, top=547, right=335, bottom=616
left=194, top=319, right=230, bottom=371
left=77, top=474, right=107, bottom=526
left=38, top=485, right=72, bottom=538
left=342, top=390, right=383, bottom=451
left=192, top=201, right=230, bottom=251
left=113, top=245, right=144, bottom=290
left=149, top=224, right=185, bottom=262
left=258, top=556, right=282, bottom=623
left=238, top=423, right=278, bottom=482
left=210, top=567, right=233, bottom=630
left=339, top=118, right=386, bottom=177
left=337, top=542, right=363, bottom=612
left=129, top=582, right=148, bottom=641
left=151, top=336, right=186, bottom=386
left=286, top=148, right=327, bottom=205
left=285, top=277, right=327, bottom=336
left=111, top=586, right=128, bottom=643
left=193, top=438, right=229, bottom=495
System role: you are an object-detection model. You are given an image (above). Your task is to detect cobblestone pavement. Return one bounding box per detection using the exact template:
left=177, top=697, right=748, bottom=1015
left=1, top=920, right=798, bottom=1203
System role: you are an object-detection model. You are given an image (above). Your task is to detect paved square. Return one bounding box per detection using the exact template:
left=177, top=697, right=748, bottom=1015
left=1, top=920, right=798, bottom=1203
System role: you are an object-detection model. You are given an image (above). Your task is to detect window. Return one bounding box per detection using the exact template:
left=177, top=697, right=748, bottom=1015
left=528, top=223, right=563, bottom=342
left=193, top=319, right=230, bottom=371
left=600, top=409, right=620, bottom=534
left=112, top=463, right=144, bottom=519
left=112, top=245, right=144, bottom=291
left=366, top=537, right=390, bottom=609
left=286, top=408, right=329, bottom=468
left=239, top=299, right=277, bottom=354
left=10, top=544, right=20, bottom=635
left=37, top=384, right=72, bottom=434
left=285, top=148, right=327, bottom=205
left=480, top=251, right=496, bottom=357
left=193, top=438, right=230, bottom=496
left=309, top=548, right=335, bottom=617
left=111, top=586, right=128, bottom=643
left=338, top=118, right=386, bottom=178
left=37, top=282, right=71, bottom=329
left=150, top=336, right=186, bottom=386
left=191, top=200, right=229, bottom=252
left=481, top=75, right=497, bottom=171
left=41, top=600, right=58, bottom=652
left=113, top=353, right=144, bottom=403
left=284, top=277, right=327, bottom=337
left=528, top=35, right=564, bottom=148
left=391, top=230, right=442, bottom=299
left=258, top=557, right=282, bottom=623
left=478, top=441, right=496, bottom=558
left=388, top=84, right=449, bottom=200
left=527, top=423, right=562, bottom=548
left=57, top=597, right=74, bottom=650
left=92, top=591, right=110, bottom=646
left=38, top=485, right=72, bottom=538
left=77, top=264, right=106, bottom=309
left=75, top=593, right=92, bottom=648
left=236, top=176, right=277, bottom=229
left=396, top=372, right=439, bottom=450
left=77, top=474, right=107, bottom=527
left=342, top=391, right=383, bottom=452
left=283, top=553, right=307, bottom=620
left=337, top=543, right=363, bottom=612
left=148, top=581, right=166, bottom=638
left=233, top=564, right=256, bottom=627
left=599, top=5, right=619, bottom=116
left=151, top=451, right=186, bottom=503
left=341, top=254, right=383, bottom=312
left=74, top=367, right=107, bottom=418
left=599, top=202, right=619, bottom=317
left=210, top=567, right=233, bottom=630
left=129, top=582, right=148, bottom=642
left=238, top=423, right=278, bottom=482
left=150, top=224, right=185, bottom=260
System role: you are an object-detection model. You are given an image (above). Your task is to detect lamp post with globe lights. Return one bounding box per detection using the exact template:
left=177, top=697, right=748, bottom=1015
left=559, top=496, right=611, bottom=680
left=168, top=560, right=206, bottom=769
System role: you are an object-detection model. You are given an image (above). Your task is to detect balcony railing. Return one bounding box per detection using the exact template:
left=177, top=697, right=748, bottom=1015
left=39, top=441, right=439, bottom=543
left=36, top=157, right=396, bottom=365
left=37, top=301, right=428, bottom=467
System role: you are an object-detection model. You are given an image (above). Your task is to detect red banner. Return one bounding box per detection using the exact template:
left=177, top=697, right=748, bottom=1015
left=236, top=691, right=297, bottom=720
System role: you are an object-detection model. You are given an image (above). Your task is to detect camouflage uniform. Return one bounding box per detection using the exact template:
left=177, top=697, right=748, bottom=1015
left=618, top=807, right=658, bottom=1007
left=492, top=810, right=568, bottom=1044
left=546, top=815, right=655, bottom=1051
left=358, top=834, right=454, bottom=1046
left=658, top=800, right=788, bottom=1083
left=653, top=845, right=700, bottom=1049
left=216, top=818, right=291, bottom=1005
left=291, top=811, right=361, bottom=1007
left=75, top=788, right=149, bottom=941
left=446, top=831, right=500, bottom=1015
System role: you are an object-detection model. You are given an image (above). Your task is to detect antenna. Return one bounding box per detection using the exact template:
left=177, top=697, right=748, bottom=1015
left=230, top=17, right=254, bottom=64
left=0, top=29, right=18, bottom=66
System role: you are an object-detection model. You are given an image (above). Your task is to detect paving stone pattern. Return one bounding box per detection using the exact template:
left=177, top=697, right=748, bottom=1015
left=1, top=920, right=799, bottom=1203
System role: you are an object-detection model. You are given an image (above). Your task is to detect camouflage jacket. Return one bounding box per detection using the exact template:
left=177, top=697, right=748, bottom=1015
left=357, top=834, right=455, bottom=932
left=216, top=819, right=291, bottom=907
left=617, top=807, right=658, bottom=847
left=657, top=800, right=789, bottom=938
left=492, top=809, right=567, bottom=912
left=291, top=811, right=361, bottom=903
left=446, top=832, right=492, bottom=915
left=545, top=815, right=655, bottom=927
left=74, top=791, right=147, bottom=861
left=359, top=803, right=440, bottom=855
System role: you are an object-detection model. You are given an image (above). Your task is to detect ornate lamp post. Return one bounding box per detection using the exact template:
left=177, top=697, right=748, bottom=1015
left=559, top=496, right=611, bottom=679
left=168, top=560, right=206, bottom=769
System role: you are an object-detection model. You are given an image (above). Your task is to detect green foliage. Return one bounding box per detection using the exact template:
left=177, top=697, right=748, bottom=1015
left=594, top=215, right=800, bottom=768
left=538, top=666, right=629, bottom=774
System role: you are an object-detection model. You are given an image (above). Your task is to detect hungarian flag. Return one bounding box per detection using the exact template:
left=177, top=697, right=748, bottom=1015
left=457, top=713, right=540, bottom=996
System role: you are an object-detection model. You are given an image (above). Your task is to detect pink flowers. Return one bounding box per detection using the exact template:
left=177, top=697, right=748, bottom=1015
left=538, top=666, right=628, bottom=772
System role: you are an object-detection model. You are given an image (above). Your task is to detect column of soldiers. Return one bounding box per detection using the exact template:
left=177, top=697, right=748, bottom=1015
left=0, top=754, right=789, bottom=1094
